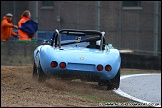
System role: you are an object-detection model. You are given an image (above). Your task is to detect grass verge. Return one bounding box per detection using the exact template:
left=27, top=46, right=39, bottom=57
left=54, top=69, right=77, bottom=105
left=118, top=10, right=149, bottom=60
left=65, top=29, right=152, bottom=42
left=64, top=91, right=103, bottom=102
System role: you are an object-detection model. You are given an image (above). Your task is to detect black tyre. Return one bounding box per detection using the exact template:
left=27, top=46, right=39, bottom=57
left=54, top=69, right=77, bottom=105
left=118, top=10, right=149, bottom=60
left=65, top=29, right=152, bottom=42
left=32, top=61, right=47, bottom=82
left=107, top=69, right=120, bottom=90
left=32, top=61, right=37, bottom=79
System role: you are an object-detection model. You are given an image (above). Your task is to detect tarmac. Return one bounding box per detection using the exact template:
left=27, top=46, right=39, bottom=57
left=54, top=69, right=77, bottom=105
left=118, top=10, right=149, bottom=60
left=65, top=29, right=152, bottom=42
left=113, top=73, right=161, bottom=107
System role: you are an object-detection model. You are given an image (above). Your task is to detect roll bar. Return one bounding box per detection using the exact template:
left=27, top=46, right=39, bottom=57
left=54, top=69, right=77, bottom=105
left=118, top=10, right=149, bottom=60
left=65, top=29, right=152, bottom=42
left=51, top=29, right=105, bottom=50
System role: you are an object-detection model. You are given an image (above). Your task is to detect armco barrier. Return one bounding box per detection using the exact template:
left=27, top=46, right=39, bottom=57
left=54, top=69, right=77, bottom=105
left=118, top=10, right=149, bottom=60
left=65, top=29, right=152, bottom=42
left=1, top=41, right=39, bottom=66
left=1, top=41, right=161, bottom=70
left=121, top=53, right=161, bottom=70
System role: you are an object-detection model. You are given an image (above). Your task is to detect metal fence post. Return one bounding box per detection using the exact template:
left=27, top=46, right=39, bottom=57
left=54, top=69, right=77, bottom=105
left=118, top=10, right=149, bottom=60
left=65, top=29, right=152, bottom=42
left=153, top=1, right=159, bottom=56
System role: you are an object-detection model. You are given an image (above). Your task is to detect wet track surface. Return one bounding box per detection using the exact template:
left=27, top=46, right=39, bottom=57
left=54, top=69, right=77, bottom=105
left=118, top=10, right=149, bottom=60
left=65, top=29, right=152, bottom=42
left=114, top=73, right=161, bottom=107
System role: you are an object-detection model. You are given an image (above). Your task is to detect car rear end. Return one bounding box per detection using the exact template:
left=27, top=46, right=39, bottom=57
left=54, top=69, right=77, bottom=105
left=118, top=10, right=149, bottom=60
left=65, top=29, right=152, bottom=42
left=40, top=45, right=121, bottom=81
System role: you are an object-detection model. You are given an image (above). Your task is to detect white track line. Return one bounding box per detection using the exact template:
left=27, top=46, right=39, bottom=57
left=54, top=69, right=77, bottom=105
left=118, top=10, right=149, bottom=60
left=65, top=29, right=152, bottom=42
left=113, top=73, right=161, bottom=107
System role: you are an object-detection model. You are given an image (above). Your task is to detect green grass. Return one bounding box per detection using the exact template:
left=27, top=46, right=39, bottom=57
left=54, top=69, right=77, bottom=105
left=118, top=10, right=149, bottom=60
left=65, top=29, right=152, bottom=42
left=71, top=79, right=82, bottom=82
left=64, top=91, right=103, bottom=102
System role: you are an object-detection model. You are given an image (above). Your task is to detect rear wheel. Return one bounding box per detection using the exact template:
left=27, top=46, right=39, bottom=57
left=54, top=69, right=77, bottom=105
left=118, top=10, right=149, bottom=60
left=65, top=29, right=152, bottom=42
left=32, top=61, right=47, bottom=82
left=33, top=61, right=37, bottom=76
left=107, top=69, right=120, bottom=90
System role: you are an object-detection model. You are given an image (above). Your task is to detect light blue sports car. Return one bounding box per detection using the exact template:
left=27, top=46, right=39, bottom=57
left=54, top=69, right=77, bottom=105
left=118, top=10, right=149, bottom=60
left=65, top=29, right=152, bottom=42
left=33, top=29, right=121, bottom=90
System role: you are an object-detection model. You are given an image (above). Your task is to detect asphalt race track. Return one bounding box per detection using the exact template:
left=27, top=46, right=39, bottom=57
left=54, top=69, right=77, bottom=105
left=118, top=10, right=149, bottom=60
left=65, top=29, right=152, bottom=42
left=113, top=73, right=161, bottom=107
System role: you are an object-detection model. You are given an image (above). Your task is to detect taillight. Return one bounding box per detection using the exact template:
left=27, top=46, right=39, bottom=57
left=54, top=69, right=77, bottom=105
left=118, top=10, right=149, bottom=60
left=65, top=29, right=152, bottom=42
left=105, top=65, right=112, bottom=72
left=97, top=64, right=103, bottom=71
left=59, top=62, right=66, bottom=69
left=51, top=61, right=58, bottom=68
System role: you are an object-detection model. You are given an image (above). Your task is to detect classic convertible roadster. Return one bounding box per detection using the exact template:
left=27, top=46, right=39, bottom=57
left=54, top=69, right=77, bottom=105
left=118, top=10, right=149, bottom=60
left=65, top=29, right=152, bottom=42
left=33, top=29, right=121, bottom=90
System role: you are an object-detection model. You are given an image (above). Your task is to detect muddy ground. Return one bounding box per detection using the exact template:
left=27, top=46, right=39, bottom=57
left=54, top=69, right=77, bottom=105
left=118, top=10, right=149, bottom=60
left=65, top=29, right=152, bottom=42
left=2, top=65, right=138, bottom=107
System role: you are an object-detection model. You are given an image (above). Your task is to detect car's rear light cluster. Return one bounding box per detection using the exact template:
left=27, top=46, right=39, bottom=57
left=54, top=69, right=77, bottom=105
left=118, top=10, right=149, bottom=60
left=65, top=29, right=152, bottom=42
left=97, top=64, right=103, bottom=71
left=51, top=61, right=58, bottom=68
left=59, top=62, right=66, bottom=69
left=105, top=65, right=112, bottom=71
left=51, top=61, right=66, bottom=69
left=97, top=64, right=112, bottom=72
left=51, top=61, right=111, bottom=72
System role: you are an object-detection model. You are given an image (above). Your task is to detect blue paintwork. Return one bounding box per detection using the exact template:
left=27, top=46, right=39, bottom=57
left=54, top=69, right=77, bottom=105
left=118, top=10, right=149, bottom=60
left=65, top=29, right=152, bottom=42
left=34, top=43, right=121, bottom=80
